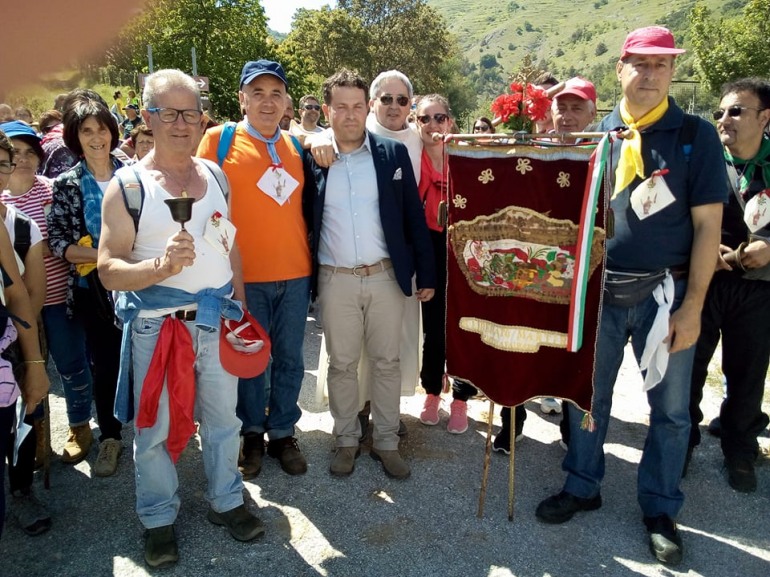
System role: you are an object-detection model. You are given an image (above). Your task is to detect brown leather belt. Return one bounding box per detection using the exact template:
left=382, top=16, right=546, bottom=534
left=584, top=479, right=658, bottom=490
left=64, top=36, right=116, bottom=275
left=321, top=259, right=392, bottom=277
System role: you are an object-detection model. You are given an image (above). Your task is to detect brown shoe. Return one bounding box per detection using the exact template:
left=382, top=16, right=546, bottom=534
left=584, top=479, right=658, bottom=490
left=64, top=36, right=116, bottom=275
left=33, top=418, right=47, bottom=471
left=207, top=504, right=265, bottom=542
left=238, top=433, right=264, bottom=480
left=267, top=436, right=307, bottom=475
left=61, top=424, right=93, bottom=464
left=330, top=446, right=360, bottom=477
left=370, top=448, right=410, bottom=479
left=93, top=439, right=123, bottom=477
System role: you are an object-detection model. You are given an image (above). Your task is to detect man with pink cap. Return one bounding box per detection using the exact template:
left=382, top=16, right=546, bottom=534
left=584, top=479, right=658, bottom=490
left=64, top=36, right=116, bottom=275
left=535, top=26, right=726, bottom=566
left=551, top=77, right=597, bottom=142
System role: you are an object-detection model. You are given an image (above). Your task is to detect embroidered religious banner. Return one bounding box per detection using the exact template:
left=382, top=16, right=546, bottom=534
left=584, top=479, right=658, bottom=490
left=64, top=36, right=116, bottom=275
left=445, top=139, right=608, bottom=412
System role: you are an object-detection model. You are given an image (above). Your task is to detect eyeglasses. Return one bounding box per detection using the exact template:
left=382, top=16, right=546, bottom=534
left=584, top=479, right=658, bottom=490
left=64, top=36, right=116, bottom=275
left=302, top=104, right=321, bottom=111
left=712, top=106, right=765, bottom=121
left=379, top=94, right=410, bottom=107
left=0, top=161, right=16, bottom=174
left=147, top=107, right=203, bottom=124
left=473, top=124, right=491, bottom=132
left=417, top=113, right=449, bottom=125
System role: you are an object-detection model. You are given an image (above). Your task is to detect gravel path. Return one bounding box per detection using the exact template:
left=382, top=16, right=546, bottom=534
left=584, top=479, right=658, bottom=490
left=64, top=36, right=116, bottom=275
left=3, top=318, right=769, bottom=577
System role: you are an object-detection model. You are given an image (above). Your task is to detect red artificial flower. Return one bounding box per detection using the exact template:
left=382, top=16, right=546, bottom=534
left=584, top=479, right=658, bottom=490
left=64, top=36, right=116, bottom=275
left=523, top=84, right=552, bottom=121
left=491, top=93, right=523, bottom=123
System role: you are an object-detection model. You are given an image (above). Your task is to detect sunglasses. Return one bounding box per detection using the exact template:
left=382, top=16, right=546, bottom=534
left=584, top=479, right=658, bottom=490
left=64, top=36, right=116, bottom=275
left=417, top=113, right=449, bottom=125
left=379, top=94, right=410, bottom=107
left=473, top=124, right=491, bottom=132
left=712, top=106, right=765, bottom=121
left=303, top=104, right=321, bottom=111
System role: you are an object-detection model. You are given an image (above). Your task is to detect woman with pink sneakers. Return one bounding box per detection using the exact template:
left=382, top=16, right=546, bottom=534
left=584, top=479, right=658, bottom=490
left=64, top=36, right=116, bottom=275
left=415, top=94, right=477, bottom=434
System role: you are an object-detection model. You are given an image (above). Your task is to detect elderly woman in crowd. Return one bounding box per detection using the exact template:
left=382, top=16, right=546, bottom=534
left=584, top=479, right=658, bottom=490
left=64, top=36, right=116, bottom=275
left=129, top=124, right=154, bottom=160
left=47, top=89, right=125, bottom=477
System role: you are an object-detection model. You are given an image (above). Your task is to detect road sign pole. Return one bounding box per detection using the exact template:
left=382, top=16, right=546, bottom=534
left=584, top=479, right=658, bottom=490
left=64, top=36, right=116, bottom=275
left=192, top=47, right=197, bottom=77
left=148, top=45, right=154, bottom=74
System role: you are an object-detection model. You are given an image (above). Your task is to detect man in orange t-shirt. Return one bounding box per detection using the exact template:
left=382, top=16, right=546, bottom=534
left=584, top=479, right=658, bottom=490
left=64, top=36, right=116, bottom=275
left=198, top=60, right=311, bottom=479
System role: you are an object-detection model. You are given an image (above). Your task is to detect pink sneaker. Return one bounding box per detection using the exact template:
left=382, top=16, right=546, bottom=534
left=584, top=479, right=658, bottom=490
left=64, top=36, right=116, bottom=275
left=420, top=394, right=441, bottom=425
left=447, top=400, right=468, bottom=434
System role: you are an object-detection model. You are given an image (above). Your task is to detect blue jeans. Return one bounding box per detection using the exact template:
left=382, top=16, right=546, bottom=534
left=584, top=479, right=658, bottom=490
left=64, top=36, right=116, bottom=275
left=131, top=316, right=243, bottom=529
left=42, top=303, right=93, bottom=426
left=563, top=280, right=694, bottom=519
left=237, top=277, right=310, bottom=440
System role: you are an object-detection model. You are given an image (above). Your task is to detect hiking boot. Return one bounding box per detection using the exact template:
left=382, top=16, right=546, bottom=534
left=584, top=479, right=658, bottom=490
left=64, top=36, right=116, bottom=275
left=644, top=514, right=683, bottom=565
left=61, top=423, right=93, bottom=464
left=93, top=438, right=123, bottom=477
left=420, top=394, right=441, bottom=426
left=358, top=413, right=370, bottom=443
left=535, top=490, right=602, bottom=524
left=207, top=504, right=265, bottom=542
left=144, top=525, right=178, bottom=568
left=239, top=433, right=264, bottom=480
left=33, top=418, right=47, bottom=471
left=447, top=399, right=468, bottom=434
left=267, top=436, right=307, bottom=475
left=397, top=419, right=407, bottom=436
left=492, top=429, right=523, bottom=455
left=11, top=489, right=52, bottom=536
left=540, top=398, right=562, bottom=415
left=370, top=448, right=410, bottom=480
left=330, top=446, right=360, bottom=477
left=724, top=457, right=757, bottom=493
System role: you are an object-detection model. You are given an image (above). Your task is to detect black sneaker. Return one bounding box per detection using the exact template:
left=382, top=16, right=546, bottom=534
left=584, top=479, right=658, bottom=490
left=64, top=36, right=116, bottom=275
left=724, top=457, right=757, bottom=493
left=644, top=514, right=683, bottom=565
left=144, top=525, right=178, bottom=568
left=207, top=504, right=265, bottom=542
left=492, top=427, right=524, bottom=455
left=535, top=490, right=602, bottom=524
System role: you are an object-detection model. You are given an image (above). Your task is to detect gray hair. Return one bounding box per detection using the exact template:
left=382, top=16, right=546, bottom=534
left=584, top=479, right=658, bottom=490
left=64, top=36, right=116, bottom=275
left=369, top=70, right=414, bottom=100
left=143, top=69, right=202, bottom=110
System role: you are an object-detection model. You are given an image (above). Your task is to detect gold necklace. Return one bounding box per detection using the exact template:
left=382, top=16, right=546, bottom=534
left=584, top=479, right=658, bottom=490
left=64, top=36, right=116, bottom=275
left=158, top=161, right=195, bottom=198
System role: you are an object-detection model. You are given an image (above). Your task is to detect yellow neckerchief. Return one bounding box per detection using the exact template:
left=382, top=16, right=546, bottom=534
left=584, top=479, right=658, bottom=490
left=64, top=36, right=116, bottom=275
left=614, top=97, right=669, bottom=198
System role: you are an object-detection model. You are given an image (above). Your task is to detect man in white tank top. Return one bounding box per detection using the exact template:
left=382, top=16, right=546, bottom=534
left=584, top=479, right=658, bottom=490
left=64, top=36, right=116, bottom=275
left=97, top=70, right=262, bottom=569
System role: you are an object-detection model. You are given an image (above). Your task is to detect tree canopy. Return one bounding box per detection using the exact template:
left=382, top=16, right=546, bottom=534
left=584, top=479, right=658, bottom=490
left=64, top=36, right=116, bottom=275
left=105, top=0, right=274, bottom=119
left=689, top=0, right=770, bottom=93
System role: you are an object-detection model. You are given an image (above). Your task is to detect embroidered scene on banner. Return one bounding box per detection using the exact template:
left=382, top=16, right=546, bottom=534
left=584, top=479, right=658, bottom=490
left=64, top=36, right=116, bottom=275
left=445, top=140, right=608, bottom=413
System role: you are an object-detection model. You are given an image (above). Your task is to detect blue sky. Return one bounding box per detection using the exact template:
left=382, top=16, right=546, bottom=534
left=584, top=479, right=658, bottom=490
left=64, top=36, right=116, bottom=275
left=262, top=0, right=337, bottom=34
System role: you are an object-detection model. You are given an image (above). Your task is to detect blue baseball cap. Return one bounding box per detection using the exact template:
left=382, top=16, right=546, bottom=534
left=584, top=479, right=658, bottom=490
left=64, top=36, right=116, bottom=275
left=0, top=120, right=40, bottom=142
left=239, top=60, right=288, bottom=89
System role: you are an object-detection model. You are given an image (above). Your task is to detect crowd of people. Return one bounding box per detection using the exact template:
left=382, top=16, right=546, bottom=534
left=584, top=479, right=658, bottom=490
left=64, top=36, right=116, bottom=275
left=0, top=24, right=767, bottom=570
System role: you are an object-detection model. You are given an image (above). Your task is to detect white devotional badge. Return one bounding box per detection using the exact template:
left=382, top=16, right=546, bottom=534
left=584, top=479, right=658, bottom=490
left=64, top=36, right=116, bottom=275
left=630, top=169, right=675, bottom=220
left=257, top=165, right=299, bottom=206
left=743, top=189, right=770, bottom=233
left=204, top=211, right=236, bottom=257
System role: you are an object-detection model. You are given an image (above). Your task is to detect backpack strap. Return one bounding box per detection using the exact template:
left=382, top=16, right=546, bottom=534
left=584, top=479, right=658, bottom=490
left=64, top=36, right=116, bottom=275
left=679, top=113, right=699, bottom=163
left=12, top=211, right=32, bottom=262
left=217, top=121, right=238, bottom=167
left=115, top=165, right=145, bottom=232
left=198, top=158, right=230, bottom=202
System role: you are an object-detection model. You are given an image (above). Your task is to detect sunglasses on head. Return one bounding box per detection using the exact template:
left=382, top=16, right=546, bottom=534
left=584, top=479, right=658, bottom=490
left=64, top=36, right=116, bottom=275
left=379, top=94, right=410, bottom=107
left=473, top=124, right=491, bottom=132
left=417, top=113, right=449, bottom=125
left=303, top=104, right=321, bottom=111
left=712, top=105, right=765, bottom=121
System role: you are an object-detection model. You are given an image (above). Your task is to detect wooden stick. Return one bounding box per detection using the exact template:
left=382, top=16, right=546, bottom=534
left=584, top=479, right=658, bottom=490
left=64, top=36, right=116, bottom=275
left=477, top=399, right=495, bottom=518
left=508, top=406, right=516, bottom=521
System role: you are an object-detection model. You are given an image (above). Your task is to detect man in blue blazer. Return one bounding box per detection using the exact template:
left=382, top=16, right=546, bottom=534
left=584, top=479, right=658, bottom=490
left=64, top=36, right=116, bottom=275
left=304, top=69, right=435, bottom=480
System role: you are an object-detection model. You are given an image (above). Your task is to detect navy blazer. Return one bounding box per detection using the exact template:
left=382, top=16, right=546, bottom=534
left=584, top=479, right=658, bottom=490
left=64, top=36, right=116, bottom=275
left=303, top=131, right=435, bottom=298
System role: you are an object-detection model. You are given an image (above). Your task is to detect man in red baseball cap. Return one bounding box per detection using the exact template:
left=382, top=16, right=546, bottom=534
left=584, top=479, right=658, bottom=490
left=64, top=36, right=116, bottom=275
left=551, top=77, right=598, bottom=143
left=536, top=26, right=726, bottom=567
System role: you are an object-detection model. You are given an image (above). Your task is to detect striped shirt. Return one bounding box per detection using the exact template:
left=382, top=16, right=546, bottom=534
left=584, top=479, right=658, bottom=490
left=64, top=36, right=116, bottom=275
left=2, top=177, right=69, bottom=305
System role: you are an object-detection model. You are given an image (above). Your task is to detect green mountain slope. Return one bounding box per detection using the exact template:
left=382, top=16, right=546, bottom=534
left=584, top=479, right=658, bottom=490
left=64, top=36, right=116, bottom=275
left=428, top=0, right=747, bottom=106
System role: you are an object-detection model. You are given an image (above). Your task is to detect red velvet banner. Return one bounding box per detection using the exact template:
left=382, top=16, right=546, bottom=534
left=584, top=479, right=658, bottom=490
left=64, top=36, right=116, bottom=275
left=445, top=143, right=606, bottom=412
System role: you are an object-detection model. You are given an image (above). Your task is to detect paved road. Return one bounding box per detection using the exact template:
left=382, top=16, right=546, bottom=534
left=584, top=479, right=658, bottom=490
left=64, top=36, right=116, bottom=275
left=3, top=318, right=769, bottom=577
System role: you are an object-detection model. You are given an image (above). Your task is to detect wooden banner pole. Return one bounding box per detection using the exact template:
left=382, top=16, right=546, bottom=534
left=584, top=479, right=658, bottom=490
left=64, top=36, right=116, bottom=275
left=477, top=399, right=495, bottom=518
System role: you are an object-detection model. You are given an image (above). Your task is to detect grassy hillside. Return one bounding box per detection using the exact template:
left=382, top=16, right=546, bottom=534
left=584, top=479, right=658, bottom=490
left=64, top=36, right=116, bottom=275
left=429, top=0, right=747, bottom=108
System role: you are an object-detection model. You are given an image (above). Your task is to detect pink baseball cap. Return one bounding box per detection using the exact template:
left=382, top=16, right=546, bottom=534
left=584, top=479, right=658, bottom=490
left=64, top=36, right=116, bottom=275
left=621, top=26, right=686, bottom=59
left=556, top=77, right=597, bottom=104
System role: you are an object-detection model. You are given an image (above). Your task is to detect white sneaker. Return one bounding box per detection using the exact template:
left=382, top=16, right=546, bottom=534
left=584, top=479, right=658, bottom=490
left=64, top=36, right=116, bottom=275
left=540, top=398, right=562, bottom=415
